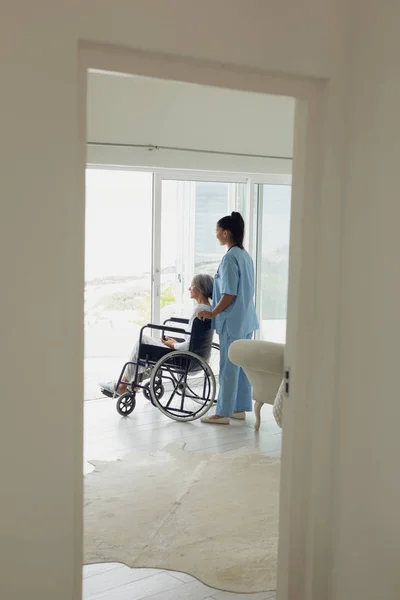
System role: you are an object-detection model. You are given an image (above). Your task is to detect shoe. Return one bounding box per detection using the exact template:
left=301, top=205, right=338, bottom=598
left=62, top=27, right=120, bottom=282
left=99, top=380, right=119, bottom=398
left=200, top=415, right=230, bottom=425
left=231, top=411, right=246, bottom=420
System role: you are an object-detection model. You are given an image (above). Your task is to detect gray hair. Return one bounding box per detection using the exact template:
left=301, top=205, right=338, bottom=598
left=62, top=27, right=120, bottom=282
left=192, top=273, right=214, bottom=299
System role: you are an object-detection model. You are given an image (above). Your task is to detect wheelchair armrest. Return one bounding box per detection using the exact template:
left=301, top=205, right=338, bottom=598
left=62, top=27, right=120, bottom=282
left=141, top=323, right=191, bottom=337
left=163, top=317, right=190, bottom=325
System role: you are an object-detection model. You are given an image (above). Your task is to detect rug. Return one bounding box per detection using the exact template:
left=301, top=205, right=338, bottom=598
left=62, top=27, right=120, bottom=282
left=84, top=442, right=280, bottom=593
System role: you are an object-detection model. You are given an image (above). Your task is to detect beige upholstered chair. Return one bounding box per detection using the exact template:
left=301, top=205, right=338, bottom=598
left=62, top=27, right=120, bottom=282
left=228, top=340, right=285, bottom=431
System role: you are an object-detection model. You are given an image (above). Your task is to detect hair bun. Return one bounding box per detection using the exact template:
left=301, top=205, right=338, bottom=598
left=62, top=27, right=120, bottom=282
left=231, top=211, right=241, bottom=220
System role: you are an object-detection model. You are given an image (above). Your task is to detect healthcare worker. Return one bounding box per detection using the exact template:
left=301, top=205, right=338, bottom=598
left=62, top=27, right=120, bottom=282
left=198, top=212, right=258, bottom=424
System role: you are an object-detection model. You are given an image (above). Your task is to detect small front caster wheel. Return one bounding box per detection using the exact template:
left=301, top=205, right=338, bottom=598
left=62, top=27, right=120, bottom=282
left=116, top=392, right=136, bottom=416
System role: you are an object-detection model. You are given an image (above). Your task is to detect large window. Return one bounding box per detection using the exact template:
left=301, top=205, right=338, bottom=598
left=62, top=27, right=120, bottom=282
left=256, top=183, right=291, bottom=343
left=84, top=167, right=291, bottom=400
left=84, top=169, right=153, bottom=398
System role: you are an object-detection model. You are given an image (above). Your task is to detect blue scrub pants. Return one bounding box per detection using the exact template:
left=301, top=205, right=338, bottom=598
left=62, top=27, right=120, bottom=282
left=216, top=330, right=253, bottom=417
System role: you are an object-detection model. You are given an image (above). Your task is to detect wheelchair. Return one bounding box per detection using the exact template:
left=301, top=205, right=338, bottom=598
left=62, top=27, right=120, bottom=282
left=107, top=316, right=219, bottom=422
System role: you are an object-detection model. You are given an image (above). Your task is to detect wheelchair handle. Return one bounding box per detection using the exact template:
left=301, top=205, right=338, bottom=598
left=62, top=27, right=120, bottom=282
left=163, top=317, right=190, bottom=325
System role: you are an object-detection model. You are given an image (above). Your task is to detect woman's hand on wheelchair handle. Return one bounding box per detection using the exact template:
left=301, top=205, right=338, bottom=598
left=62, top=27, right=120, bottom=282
left=198, top=310, right=213, bottom=321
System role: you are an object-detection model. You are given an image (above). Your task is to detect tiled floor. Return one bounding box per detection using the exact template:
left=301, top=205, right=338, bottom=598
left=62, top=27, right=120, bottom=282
left=83, top=383, right=281, bottom=599
left=83, top=564, right=277, bottom=600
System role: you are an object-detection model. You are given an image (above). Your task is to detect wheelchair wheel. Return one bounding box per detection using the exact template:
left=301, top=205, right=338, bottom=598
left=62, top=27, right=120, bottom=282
left=143, top=378, right=164, bottom=405
left=210, top=342, right=219, bottom=401
left=210, top=342, right=220, bottom=375
left=189, top=342, right=219, bottom=407
left=116, top=391, right=136, bottom=416
left=150, top=350, right=216, bottom=422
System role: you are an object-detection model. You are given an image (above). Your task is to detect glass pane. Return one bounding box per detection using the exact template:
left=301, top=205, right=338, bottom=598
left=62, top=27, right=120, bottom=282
left=159, top=180, right=186, bottom=317
left=194, top=181, right=232, bottom=275
left=160, top=179, right=246, bottom=321
left=259, top=184, right=291, bottom=343
left=84, top=169, right=153, bottom=399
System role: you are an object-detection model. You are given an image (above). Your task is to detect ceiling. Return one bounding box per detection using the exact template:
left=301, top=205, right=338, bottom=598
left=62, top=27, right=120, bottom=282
left=87, top=71, right=295, bottom=172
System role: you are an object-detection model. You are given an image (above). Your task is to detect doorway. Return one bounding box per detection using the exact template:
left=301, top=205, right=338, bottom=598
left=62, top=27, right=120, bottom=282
left=80, top=43, right=330, bottom=600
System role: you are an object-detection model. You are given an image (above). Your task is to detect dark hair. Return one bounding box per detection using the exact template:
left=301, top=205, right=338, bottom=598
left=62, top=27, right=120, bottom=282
left=192, top=274, right=214, bottom=299
left=217, top=211, right=245, bottom=249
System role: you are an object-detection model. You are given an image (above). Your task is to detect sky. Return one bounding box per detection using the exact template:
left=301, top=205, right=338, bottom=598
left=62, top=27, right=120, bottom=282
left=85, top=169, right=181, bottom=281
left=85, top=169, right=291, bottom=282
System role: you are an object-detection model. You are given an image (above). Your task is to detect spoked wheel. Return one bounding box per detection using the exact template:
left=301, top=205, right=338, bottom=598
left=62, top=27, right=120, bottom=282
left=190, top=342, right=219, bottom=406
left=209, top=342, right=219, bottom=402
left=143, top=377, right=164, bottom=406
left=150, top=351, right=216, bottom=422
left=116, top=391, right=136, bottom=416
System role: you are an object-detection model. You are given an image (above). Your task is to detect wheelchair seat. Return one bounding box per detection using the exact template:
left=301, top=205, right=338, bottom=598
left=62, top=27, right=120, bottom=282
left=138, top=317, right=213, bottom=366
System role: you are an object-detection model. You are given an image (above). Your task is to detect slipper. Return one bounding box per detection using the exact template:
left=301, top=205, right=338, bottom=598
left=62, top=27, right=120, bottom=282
left=200, top=415, right=230, bottom=425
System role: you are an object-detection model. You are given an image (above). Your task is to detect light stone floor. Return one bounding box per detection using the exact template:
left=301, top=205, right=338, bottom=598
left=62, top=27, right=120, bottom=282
left=83, top=365, right=281, bottom=600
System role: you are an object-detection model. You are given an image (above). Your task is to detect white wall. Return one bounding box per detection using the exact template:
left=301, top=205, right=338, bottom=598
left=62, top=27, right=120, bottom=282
left=2, top=2, right=399, bottom=600
left=331, top=2, right=400, bottom=599
left=0, top=3, right=343, bottom=600
left=87, top=71, right=294, bottom=172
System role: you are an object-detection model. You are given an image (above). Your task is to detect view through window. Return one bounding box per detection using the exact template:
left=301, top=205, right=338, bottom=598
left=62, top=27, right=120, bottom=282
left=84, top=169, right=291, bottom=399
left=257, top=183, right=291, bottom=343
left=84, top=169, right=153, bottom=398
left=159, top=180, right=245, bottom=320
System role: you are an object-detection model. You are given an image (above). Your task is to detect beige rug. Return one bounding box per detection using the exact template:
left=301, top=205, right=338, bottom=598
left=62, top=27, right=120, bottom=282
left=84, top=442, right=280, bottom=593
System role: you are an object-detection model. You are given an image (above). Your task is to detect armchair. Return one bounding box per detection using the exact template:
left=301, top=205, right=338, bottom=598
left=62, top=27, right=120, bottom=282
left=228, top=340, right=284, bottom=431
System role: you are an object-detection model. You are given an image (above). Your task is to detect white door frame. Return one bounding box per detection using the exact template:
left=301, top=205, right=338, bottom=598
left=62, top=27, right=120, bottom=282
left=80, top=43, right=338, bottom=600
left=86, top=163, right=291, bottom=184
left=152, top=173, right=162, bottom=326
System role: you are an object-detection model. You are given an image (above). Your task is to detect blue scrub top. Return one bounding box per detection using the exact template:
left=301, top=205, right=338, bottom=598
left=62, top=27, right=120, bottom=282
left=212, top=246, right=259, bottom=338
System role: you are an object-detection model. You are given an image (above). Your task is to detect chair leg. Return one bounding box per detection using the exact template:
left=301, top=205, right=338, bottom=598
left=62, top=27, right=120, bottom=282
left=254, top=400, right=263, bottom=432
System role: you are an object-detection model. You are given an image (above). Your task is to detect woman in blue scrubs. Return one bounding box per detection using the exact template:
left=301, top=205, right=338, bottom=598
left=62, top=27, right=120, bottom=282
left=198, top=212, right=258, bottom=424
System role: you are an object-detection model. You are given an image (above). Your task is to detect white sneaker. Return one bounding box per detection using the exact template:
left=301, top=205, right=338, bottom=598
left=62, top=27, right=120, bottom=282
left=99, top=380, right=118, bottom=397
left=231, top=411, right=246, bottom=420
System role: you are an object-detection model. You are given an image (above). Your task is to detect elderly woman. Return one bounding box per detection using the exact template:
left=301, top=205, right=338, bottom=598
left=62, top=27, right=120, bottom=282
left=100, top=273, right=213, bottom=397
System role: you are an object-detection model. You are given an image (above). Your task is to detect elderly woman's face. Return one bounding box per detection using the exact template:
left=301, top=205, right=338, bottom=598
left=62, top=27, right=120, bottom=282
left=189, top=282, right=197, bottom=298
